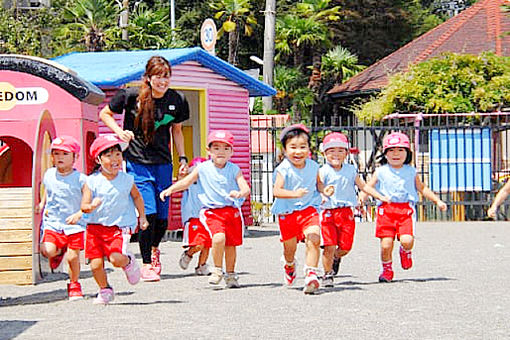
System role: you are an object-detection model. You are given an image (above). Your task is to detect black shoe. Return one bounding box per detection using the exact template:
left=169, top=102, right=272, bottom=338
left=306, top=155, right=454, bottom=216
left=332, top=257, right=341, bottom=276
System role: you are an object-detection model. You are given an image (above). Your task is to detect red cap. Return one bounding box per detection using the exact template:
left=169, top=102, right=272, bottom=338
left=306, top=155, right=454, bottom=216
left=382, top=132, right=410, bottom=152
left=279, top=124, right=310, bottom=142
left=320, top=132, right=349, bottom=152
left=50, top=136, right=80, bottom=154
left=207, top=130, right=234, bottom=147
left=189, top=157, right=207, bottom=167
left=90, top=135, right=128, bottom=159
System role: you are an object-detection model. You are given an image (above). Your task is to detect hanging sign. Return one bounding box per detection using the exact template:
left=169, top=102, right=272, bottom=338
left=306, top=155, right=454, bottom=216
left=201, top=18, right=217, bottom=54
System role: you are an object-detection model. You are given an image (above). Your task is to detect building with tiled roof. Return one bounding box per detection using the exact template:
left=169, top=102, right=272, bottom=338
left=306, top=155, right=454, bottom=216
left=328, top=0, right=510, bottom=100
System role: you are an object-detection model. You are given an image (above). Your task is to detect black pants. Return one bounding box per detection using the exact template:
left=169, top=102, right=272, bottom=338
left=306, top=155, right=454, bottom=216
left=139, top=214, right=168, bottom=264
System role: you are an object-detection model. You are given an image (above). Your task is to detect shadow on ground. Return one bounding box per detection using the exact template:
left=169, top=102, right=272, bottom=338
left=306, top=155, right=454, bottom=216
left=38, top=269, right=113, bottom=283
left=0, top=320, right=37, bottom=340
left=245, top=229, right=280, bottom=238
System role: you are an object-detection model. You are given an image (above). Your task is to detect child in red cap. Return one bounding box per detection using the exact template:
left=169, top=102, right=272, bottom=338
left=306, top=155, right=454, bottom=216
left=362, top=132, right=447, bottom=282
left=81, top=135, right=149, bottom=304
left=36, top=135, right=87, bottom=300
left=319, top=132, right=388, bottom=287
left=160, top=130, right=250, bottom=288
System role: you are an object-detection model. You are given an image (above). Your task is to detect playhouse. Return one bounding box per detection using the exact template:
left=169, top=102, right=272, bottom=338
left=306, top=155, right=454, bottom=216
left=0, top=55, right=104, bottom=284
left=54, top=47, right=276, bottom=229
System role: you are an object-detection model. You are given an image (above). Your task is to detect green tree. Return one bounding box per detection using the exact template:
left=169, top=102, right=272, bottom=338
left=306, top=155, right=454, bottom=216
left=355, top=52, right=510, bottom=123
left=273, top=65, right=314, bottom=122
left=210, top=0, right=257, bottom=65
left=321, top=45, right=366, bottom=85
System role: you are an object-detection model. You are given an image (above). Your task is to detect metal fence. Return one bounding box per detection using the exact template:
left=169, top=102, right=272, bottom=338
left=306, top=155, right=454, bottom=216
left=250, top=112, right=510, bottom=225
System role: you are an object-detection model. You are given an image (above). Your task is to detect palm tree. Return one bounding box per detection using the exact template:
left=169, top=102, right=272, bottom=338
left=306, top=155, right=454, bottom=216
left=321, top=45, right=366, bottom=85
left=55, top=0, right=120, bottom=52
left=210, top=0, right=257, bottom=65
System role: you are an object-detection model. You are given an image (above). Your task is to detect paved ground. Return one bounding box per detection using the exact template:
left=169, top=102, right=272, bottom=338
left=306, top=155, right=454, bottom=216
left=1, top=221, right=510, bottom=340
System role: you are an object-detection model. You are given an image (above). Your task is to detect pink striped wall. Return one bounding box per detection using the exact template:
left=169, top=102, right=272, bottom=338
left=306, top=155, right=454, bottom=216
left=98, top=61, right=253, bottom=226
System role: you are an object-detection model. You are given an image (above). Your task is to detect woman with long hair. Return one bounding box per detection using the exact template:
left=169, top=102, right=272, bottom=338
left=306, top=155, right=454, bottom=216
left=99, top=56, right=190, bottom=282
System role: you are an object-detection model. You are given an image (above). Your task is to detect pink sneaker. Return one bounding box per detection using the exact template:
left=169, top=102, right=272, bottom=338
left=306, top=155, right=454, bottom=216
left=151, top=248, right=162, bottom=275
left=123, top=253, right=141, bottom=285
left=93, top=287, right=114, bottom=305
left=399, top=246, right=413, bottom=270
left=141, top=265, right=160, bottom=282
left=379, top=264, right=394, bottom=283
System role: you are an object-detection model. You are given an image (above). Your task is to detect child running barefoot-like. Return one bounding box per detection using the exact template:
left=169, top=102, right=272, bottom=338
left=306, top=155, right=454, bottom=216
left=488, top=180, right=510, bottom=219
left=37, top=136, right=87, bottom=300
left=81, top=135, right=149, bottom=304
left=160, top=130, right=250, bottom=288
left=177, top=157, right=212, bottom=276
left=271, top=124, right=334, bottom=294
left=318, top=132, right=389, bottom=287
left=363, top=132, right=447, bottom=283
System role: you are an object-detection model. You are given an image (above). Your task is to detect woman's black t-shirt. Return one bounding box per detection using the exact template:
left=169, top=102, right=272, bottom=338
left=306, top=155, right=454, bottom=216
left=108, top=87, right=190, bottom=165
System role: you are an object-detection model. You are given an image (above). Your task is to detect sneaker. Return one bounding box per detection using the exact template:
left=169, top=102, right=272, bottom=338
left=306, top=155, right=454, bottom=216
left=49, top=246, right=67, bottom=270
left=93, top=287, right=114, bottom=305
left=151, top=248, right=162, bottom=275
left=179, top=251, right=192, bottom=270
left=332, top=256, right=341, bottom=276
left=378, top=267, right=394, bottom=283
left=399, top=246, right=413, bottom=270
left=284, top=263, right=297, bottom=286
left=225, top=272, right=240, bottom=288
left=208, top=267, right=223, bottom=285
left=321, top=272, right=334, bottom=288
left=123, top=253, right=141, bottom=285
left=140, top=265, right=160, bottom=282
left=67, top=281, right=83, bottom=301
left=195, top=264, right=211, bottom=276
left=303, top=268, right=320, bottom=294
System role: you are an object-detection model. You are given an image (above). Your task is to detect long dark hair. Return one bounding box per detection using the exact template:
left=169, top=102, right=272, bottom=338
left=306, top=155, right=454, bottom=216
left=379, top=148, right=413, bottom=165
left=135, top=56, right=172, bottom=144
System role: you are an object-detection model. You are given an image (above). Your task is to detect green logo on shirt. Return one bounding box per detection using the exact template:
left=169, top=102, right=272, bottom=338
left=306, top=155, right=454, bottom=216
left=154, top=114, right=175, bottom=129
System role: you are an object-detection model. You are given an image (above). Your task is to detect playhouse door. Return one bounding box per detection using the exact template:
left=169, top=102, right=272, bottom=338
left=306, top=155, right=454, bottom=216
left=32, top=109, right=56, bottom=283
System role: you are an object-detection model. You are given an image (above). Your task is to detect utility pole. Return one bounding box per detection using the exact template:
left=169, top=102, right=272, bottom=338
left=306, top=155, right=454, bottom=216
left=120, top=0, right=129, bottom=41
left=262, top=0, right=276, bottom=113
left=170, top=0, right=175, bottom=31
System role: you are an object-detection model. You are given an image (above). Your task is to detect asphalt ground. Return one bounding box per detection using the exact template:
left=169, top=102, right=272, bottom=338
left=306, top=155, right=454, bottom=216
left=1, top=221, right=509, bottom=339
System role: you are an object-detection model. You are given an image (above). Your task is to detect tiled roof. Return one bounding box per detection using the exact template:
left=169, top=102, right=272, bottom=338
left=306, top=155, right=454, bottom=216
left=328, top=0, right=510, bottom=97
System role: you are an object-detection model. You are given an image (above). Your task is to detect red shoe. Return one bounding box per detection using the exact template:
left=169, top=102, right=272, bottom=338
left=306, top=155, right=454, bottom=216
left=399, top=246, right=413, bottom=270
left=379, top=267, right=394, bottom=283
left=151, top=249, right=162, bottom=275
left=284, top=263, right=297, bottom=286
left=49, top=246, right=67, bottom=270
left=303, top=269, right=320, bottom=294
left=67, top=281, right=83, bottom=301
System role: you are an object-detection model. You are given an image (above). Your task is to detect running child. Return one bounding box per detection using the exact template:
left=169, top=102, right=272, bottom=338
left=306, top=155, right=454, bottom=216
left=160, top=130, right=250, bottom=288
left=177, top=157, right=211, bottom=276
left=488, top=179, right=510, bottom=219
left=363, top=132, right=447, bottom=283
left=319, top=132, right=389, bottom=287
left=81, top=135, right=148, bottom=304
left=37, top=136, right=86, bottom=300
left=271, top=124, right=333, bottom=294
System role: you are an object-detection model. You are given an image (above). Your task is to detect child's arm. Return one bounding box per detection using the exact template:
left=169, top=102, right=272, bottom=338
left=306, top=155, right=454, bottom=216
left=273, top=172, right=308, bottom=198
left=80, top=183, right=102, bottom=213
left=488, top=180, right=510, bottom=218
left=317, top=173, right=334, bottom=197
left=416, top=176, right=447, bottom=211
left=358, top=173, right=378, bottom=204
left=229, top=171, right=251, bottom=199
left=159, top=168, right=199, bottom=201
left=35, top=192, right=46, bottom=214
left=355, top=175, right=390, bottom=203
left=131, top=184, right=148, bottom=230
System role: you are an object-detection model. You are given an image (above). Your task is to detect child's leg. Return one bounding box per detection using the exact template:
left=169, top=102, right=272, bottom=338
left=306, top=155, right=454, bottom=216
left=335, top=248, right=350, bottom=258
left=225, top=246, right=236, bottom=273
left=380, top=237, right=394, bottom=262
left=198, top=247, right=210, bottom=266
left=303, top=225, right=321, bottom=267
left=187, top=245, right=203, bottom=257
left=41, top=242, right=59, bottom=258
left=211, top=232, right=226, bottom=269
left=109, top=252, right=129, bottom=268
left=322, top=245, right=336, bottom=273
left=66, top=248, right=81, bottom=282
left=399, top=235, right=414, bottom=251
left=90, top=257, right=108, bottom=288
left=282, top=237, right=298, bottom=263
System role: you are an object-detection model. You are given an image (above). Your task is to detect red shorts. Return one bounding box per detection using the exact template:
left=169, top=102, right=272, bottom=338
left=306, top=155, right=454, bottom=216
left=183, top=218, right=212, bottom=248
left=42, top=230, right=84, bottom=250
left=200, top=207, right=243, bottom=247
left=278, top=206, right=319, bottom=242
left=85, top=224, right=130, bottom=260
left=320, top=207, right=355, bottom=250
left=375, top=202, right=415, bottom=239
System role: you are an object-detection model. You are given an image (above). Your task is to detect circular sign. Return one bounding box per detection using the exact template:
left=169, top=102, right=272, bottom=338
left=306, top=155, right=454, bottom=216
left=201, top=19, right=217, bottom=52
